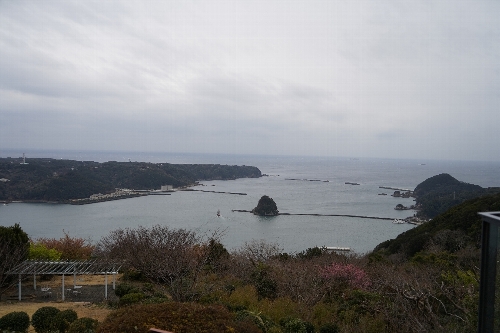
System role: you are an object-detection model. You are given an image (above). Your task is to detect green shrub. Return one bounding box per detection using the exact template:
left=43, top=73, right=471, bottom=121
left=279, top=317, right=314, bottom=333
left=97, top=302, right=261, bottom=333
left=142, top=296, right=169, bottom=304
left=303, top=321, right=315, bottom=333
left=28, top=242, right=62, bottom=260
left=119, top=292, right=145, bottom=306
left=153, top=291, right=166, bottom=298
left=68, top=317, right=98, bottom=333
left=225, top=303, right=248, bottom=312
left=121, top=268, right=144, bottom=281
left=251, top=264, right=277, bottom=300
left=115, top=283, right=140, bottom=297
left=319, top=323, right=340, bottom=333
left=142, top=282, right=154, bottom=292
left=31, top=306, right=61, bottom=333
left=297, top=246, right=323, bottom=259
left=0, top=311, right=30, bottom=333
left=236, top=310, right=276, bottom=333
left=53, top=309, right=78, bottom=333
left=204, top=239, right=230, bottom=272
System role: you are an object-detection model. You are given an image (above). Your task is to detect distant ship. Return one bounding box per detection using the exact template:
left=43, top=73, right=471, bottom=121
left=217, top=209, right=220, bottom=217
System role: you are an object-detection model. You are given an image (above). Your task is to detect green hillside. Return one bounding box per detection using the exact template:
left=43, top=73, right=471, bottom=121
left=374, top=192, right=500, bottom=258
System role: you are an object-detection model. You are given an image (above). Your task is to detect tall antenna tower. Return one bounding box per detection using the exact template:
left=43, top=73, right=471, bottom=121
left=20, top=153, right=29, bottom=165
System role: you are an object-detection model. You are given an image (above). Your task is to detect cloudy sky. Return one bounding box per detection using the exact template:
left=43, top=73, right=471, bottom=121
left=1, top=1, right=499, bottom=161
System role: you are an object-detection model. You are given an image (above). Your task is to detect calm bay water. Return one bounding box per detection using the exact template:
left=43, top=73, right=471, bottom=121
left=1, top=150, right=500, bottom=254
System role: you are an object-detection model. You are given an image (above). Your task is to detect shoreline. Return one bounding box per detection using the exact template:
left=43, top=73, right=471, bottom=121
left=0, top=183, right=202, bottom=206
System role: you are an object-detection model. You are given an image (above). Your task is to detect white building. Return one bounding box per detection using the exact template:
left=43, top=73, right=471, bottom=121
left=161, top=185, right=173, bottom=191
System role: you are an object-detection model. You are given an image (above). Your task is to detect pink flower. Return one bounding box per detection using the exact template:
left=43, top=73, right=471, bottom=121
left=319, top=263, right=371, bottom=290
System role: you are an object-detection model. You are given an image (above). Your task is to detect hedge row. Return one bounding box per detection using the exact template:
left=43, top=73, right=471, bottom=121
left=0, top=307, right=97, bottom=333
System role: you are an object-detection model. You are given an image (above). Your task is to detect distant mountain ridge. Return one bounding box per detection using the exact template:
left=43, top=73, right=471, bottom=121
left=0, top=157, right=261, bottom=202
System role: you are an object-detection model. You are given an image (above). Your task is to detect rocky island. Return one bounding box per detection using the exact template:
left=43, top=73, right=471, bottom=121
left=252, top=195, right=279, bottom=216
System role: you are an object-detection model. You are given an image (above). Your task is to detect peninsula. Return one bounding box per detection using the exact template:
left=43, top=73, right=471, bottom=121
left=0, top=157, right=261, bottom=203
left=412, top=173, right=500, bottom=219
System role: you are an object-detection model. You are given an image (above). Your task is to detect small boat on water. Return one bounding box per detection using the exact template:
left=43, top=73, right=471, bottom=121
left=393, top=219, right=405, bottom=224
left=217, top=209, right=220, bottom=217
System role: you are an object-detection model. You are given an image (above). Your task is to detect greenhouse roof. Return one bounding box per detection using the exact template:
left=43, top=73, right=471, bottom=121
left=7, top=259, right=122, bottom=275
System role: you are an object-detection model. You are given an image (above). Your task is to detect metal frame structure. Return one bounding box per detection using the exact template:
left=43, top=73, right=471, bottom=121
left=478, top=212, right=500, bottom=333
left=7, top=259, right=122, bottom=301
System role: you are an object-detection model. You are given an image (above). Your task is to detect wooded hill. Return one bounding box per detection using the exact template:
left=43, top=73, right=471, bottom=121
left=413, top=173, right=500, bottom=219
left=374, top=191, right=500, bottom=259
left=0, top=157, right=261, bottom=202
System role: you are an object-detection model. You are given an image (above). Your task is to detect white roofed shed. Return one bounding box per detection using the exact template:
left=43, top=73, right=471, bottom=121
left=7, top=259, right=122, bottom=301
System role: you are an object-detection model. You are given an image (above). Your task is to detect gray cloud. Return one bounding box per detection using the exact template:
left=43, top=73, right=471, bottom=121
left=1, top=0, right=499, bottom=160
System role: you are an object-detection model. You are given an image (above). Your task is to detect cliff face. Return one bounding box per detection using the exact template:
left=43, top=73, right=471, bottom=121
left=0, top=157, right=261, bottom=201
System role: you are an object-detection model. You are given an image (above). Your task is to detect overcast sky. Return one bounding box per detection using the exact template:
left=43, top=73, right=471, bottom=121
left=1, top=1, right=499, bottom=161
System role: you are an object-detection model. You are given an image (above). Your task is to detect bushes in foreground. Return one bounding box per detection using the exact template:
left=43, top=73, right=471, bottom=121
left=32, top=307, right=61, bottom=333
left=0, top=311, right=30, bottom=333
left=113, top=282, right=169, bottom=306
left=30, top=307, right=96, bottom=333
left=68, top=318, right=99, bottom=333
left=97, top=302, right=261, bottom=333
left=0, top=309, right=97, bottom=333
left=53, top=309, right=78, bottom=333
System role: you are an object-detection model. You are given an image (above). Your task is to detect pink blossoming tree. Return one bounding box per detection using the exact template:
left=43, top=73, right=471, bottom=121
left=319, top=263, right=371, bottom=291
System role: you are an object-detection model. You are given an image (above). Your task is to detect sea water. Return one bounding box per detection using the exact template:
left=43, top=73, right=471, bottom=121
left=1, top=150, right=499, bottom=254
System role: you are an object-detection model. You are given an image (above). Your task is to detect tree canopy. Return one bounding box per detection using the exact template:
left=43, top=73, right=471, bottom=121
left=0, top=224, right=30, bottom=292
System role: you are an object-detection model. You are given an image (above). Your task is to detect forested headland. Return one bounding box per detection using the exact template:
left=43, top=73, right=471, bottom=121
left=413, top=173, right=500, bottom=219
left=0, top=157, right=261, bottom=202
